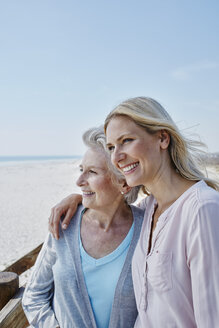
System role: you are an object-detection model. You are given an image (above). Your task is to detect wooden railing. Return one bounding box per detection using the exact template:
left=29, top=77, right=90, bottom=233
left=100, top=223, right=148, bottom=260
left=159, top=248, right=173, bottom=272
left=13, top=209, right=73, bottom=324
left=0, top=244, right=43, bottom=328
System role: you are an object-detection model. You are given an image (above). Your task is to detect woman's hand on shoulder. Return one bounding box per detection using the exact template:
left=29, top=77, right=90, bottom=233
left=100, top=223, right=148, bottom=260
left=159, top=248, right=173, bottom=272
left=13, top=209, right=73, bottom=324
left=48, top=193, right=82, bottom=239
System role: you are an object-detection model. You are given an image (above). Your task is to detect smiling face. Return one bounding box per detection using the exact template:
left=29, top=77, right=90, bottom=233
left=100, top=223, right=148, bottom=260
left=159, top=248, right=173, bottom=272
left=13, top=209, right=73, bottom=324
left=106, top=116, right=169, bottom=188
left=76, top=148, right=121, bottom=210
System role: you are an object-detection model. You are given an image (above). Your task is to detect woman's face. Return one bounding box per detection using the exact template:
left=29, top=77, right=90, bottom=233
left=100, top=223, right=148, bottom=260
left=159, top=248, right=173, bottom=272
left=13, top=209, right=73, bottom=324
left=76, top=148, right=121, bottom=210
left=106, top=116, right=167, bottom=188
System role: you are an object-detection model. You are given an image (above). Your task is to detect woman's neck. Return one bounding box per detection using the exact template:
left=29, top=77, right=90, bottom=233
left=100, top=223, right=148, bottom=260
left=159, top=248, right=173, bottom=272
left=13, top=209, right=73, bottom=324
left=83, top=200, right=132, bottom=232
left=81, top=201, right=133, bottom=258
left=147, top=167, right=196, bottom=217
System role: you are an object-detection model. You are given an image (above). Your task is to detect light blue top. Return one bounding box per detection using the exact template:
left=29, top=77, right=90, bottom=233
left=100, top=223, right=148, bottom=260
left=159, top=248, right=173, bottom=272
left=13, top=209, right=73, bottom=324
left=79, top=217, right=134, bottom=328
left=22, top=205, right=144, bottom=328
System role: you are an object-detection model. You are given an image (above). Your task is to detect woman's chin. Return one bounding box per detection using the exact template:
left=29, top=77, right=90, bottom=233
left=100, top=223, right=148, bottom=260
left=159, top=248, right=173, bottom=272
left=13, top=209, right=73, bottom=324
left=125, top=176, right=141, bottom=188
left=82, top=199, right=93, bottom=208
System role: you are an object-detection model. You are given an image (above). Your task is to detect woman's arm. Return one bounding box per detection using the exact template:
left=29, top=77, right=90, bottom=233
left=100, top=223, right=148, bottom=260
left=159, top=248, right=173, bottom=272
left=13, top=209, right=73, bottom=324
left=22, top=234, right=59, bottom=327
left=187, top=199, right=219, bottom=327
left=48, top=193, right=82, bottom=239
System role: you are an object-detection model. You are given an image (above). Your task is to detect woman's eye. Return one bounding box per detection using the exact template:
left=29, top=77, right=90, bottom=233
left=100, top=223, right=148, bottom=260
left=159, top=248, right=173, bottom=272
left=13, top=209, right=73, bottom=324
left=107, top=145, right=115, bottom=152
left=123, top=138, right=133, bottom=143
left=89, top=170, right=97, bottom=174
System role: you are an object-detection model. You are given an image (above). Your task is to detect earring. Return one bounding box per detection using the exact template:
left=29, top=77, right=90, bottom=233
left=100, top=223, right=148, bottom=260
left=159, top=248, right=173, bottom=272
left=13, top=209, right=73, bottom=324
left=121, top=191, right=124, bottom=195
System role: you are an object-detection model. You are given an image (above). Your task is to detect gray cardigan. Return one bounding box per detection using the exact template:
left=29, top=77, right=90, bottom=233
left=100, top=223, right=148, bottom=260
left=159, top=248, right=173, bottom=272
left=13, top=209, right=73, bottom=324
left=22, top=205, right=144, bottom=328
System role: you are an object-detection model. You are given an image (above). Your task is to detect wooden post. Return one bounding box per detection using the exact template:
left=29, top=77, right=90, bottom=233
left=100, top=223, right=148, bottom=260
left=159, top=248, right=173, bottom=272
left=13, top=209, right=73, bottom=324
left=0, top=286, right=29, bottom=328
left=0, top=272, right=19, bottom=310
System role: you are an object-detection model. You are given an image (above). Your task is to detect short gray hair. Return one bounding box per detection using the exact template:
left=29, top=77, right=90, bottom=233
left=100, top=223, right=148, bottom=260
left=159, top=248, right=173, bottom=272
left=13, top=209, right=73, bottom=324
left=82, top=126, right=141, bottom=204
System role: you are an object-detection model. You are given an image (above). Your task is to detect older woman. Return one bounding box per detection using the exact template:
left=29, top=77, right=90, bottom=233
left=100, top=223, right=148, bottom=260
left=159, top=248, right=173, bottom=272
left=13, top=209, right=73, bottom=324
left=50, top=97, right=219, bottom=327
left=22, top=127, right=144, bottom=328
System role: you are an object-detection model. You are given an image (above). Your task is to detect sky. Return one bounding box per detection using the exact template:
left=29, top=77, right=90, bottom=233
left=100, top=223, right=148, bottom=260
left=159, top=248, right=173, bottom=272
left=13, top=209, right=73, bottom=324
left=0, top=0, right=219, bottom=156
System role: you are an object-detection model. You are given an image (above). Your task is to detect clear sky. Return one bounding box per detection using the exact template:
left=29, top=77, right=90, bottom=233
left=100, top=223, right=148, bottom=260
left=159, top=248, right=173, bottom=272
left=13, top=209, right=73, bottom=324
left=1, top=0, right=219, bottom=156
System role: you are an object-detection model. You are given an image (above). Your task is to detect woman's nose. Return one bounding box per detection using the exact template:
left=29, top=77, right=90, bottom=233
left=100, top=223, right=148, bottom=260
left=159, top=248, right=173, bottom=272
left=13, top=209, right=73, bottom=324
left=111, top=146, right=126, bottom=167
left=76, top=173, right=86, bottom=187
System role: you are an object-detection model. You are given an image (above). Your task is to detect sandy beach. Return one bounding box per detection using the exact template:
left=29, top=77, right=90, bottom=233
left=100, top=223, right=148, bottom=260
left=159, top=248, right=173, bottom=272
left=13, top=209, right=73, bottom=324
left=0, top=158, right=81, bottom=270
left=0, top=158, right=218, bottom=271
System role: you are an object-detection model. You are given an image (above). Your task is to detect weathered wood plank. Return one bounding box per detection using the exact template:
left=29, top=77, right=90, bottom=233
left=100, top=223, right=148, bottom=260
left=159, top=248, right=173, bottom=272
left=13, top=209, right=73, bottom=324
left=0, top=286, right=29, bottom=328
left=0, top=272, right=19, bottom=310
left=3, top=243, right=43, bottom=275
left=0, top=243, right=43, bottom=327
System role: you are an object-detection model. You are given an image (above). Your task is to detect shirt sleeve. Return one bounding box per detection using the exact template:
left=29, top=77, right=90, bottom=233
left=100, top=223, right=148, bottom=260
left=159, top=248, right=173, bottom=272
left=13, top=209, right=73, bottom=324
left=187, top=199, right=219, bottom=327
left=22, top=233, right=60, bottom=328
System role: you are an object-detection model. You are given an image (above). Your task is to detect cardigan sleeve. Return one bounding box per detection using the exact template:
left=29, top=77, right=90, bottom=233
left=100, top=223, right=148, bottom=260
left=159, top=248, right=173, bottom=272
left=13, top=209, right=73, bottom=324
left=187, top=199, right=219, bottom=327
left=22, top=233, right=60, bottom=328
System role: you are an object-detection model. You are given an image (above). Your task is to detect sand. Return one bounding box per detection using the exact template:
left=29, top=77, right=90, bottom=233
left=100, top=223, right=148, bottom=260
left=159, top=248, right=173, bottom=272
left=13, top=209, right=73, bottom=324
left=0, top=159, right=218, bottom=271
left=0, top=159, right=81, bottom=270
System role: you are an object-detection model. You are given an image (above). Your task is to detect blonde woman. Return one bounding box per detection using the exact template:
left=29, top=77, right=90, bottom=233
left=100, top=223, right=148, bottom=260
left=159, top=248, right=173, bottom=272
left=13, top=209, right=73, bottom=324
left=104, top=97, right=219, bottom=327
left=49, top=97, right=219, bottom=327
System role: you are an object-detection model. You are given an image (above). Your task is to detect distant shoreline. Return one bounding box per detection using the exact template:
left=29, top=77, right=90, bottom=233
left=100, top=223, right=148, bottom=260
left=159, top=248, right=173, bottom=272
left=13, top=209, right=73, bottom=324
left=0, top=153, right=218, bottom=165
left=204, top=152, right=219, bottom=166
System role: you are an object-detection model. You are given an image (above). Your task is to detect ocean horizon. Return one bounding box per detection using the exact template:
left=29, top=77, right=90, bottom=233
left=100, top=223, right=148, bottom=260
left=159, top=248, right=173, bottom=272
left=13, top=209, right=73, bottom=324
left=0, top=152, right=218, bottom=165
left=0, top=155, right=81, bottom=164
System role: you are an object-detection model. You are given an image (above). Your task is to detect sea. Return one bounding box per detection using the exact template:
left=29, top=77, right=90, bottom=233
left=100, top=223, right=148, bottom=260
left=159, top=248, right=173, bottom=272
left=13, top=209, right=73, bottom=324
left=0, top=155, right=81, bottom=165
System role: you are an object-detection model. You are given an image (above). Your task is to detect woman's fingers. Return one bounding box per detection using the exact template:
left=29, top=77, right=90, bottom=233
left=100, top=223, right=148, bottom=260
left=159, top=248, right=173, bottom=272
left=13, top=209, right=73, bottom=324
left=48, top=193, right=82, bottom=239
left=61, top=207, right=76, bottom=229
left=48, top=206, right=63, bottom=239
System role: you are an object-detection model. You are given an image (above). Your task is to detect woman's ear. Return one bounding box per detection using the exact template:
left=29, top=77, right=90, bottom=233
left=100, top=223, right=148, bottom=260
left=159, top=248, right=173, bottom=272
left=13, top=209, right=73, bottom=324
left=159, top=129, right=170, bottom=149
left=120, top=181, right=132, bottom=194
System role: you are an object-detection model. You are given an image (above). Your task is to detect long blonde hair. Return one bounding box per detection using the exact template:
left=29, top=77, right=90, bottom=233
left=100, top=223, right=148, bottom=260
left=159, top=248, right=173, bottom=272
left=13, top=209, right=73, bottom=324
left=104, top=97, right=219, bottom=191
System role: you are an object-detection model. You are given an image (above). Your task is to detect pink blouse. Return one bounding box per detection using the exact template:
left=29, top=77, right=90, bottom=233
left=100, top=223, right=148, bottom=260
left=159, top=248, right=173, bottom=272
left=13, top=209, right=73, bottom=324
left=132, top=181, right=219, bottom=327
